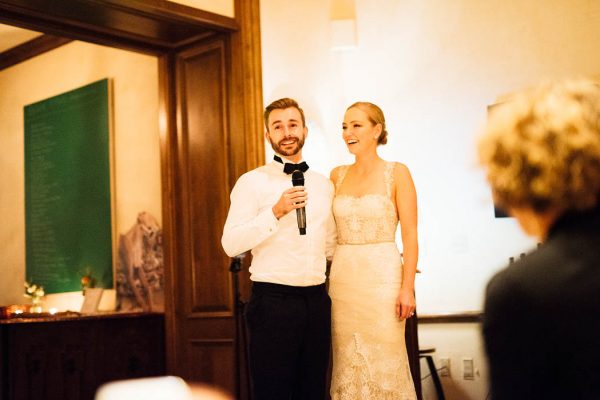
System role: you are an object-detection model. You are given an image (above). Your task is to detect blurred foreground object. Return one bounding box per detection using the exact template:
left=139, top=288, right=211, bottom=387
left=95, top=376, right=232, bottom=400
left=478, top=78, right=600, bottom=399
left=478, top=78, right=600, bottom=237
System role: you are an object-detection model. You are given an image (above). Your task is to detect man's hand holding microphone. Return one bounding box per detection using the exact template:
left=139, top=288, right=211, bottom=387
left=272, top=170, right=307, bottom=235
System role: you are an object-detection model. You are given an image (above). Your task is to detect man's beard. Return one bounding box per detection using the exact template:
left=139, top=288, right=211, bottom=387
left=269, top=136, right=305, bottom=157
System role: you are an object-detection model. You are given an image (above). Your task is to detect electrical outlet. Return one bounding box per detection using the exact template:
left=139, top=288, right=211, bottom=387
left=439, top=357, right=450, bottom=377
left=462, top=358, right=474, bottom=380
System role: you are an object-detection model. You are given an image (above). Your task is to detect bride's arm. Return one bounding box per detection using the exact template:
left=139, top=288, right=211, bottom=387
left=394, top=162, right=418, bottom=320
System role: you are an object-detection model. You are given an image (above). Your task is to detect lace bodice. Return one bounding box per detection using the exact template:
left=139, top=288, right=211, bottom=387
left=333, top=162, right=398, bottom=245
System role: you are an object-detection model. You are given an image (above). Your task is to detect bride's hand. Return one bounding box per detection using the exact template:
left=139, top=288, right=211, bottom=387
left=396, top=287, right=416, bottom=320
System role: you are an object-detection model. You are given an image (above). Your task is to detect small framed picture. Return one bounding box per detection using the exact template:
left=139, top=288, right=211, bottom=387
left=80, top=288, right=104, bottom=314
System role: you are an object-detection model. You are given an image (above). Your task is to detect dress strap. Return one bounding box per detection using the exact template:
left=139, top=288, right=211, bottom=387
left=384, top=162, right=394, bottom=198
left=335, top=165, right=350, bottom=193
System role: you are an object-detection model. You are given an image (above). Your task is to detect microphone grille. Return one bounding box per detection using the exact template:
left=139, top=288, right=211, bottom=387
left=291, top=170, right=304, bottom=186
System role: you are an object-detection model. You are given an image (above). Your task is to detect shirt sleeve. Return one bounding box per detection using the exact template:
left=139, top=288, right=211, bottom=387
left=325, top=180, right=337, bottom=260
left=221, top=173, right=279, bottom=257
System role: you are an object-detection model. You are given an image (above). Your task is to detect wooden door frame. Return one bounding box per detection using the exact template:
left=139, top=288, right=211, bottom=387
left=0, top=0, right=264, bottom=375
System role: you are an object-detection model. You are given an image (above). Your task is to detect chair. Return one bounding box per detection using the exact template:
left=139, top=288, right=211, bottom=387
left=419, top=348, right=445, bottom=400
left=405, top=311, right=422, bottom=398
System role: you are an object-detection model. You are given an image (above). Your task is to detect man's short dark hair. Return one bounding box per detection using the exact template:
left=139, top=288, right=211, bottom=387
left=264, top=98, right=306, bottom=130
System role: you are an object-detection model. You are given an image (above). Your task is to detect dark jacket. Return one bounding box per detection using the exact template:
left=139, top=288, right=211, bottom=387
left=483, top=205, right=600, bottom=400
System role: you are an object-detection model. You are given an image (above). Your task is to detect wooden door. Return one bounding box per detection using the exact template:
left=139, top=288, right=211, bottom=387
left=163, top=3, right=263, bottom=395
left=167, top=35, right=236, bottom=391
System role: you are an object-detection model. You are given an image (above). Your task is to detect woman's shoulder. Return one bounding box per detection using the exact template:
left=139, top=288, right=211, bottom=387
left=387, top=160, right=409, bottom=170
left=330, top=164, right=351, bottom=183
left=385, top=160, right=411, bottom=177
left=386, top=161, right=415, bottom=193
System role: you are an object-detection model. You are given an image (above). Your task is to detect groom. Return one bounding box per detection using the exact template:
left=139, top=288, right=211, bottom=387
left=222, top=98, right=337, bottom=400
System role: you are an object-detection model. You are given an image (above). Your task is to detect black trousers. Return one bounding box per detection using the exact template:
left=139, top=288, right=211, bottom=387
left=245, top=281, right=331, bottom=400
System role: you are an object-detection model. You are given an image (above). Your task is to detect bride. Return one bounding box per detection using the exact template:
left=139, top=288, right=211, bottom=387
left=329, top=102, right=418, bottom=399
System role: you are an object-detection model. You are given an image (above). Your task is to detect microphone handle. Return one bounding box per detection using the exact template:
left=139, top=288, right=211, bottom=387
left=296, top=207, right=306, bottom=235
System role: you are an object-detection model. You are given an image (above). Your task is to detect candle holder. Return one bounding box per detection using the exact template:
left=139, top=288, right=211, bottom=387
left=24, top=281, right=45, bottom=313
left=0, top=305, right=29, bottom=319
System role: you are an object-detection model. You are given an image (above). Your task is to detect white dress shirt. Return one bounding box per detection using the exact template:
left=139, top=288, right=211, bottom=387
left=222, top=158, right=337, bottom=286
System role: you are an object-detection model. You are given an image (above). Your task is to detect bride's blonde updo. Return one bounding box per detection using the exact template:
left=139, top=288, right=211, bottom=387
left=347, top=102, right=388, bottom=145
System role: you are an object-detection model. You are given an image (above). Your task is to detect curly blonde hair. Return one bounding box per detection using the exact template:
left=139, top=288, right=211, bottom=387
left=478, top=79, right=600, bottom=213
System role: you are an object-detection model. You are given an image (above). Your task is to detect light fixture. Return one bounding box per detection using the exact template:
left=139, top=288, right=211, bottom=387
left=330, top=0, right=357, bottom=50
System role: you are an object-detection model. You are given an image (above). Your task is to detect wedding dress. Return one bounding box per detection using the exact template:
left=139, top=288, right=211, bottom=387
left=329, top=162, right=416, bottom=400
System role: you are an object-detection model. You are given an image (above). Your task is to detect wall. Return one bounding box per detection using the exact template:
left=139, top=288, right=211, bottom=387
left=0, top=25, right=41, bottom=52
left=0, top=41, right=161, bottom=311
left=260, top=0, right=600, bottom=398
left=260, top=0, right=600, bottom=315
left=167, top=0, right=234, bottom=18
left=418, top=323, right=488, bottom=400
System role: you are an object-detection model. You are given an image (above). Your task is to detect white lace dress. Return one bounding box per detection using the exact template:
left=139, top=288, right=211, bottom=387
left=329, top=162, right=416, bottom=400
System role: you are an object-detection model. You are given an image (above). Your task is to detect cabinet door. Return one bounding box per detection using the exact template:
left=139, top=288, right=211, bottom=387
left=3, top=315, right=165, bottom=400
left=7, top=322, right=88, bottom=400
left=90, top=315, right=165, bottom=385
left=1, top=327, right=6, bottom=400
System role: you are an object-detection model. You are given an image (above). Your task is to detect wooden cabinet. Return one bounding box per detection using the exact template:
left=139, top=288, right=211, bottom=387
left=0, top=312, right=165, bottom=400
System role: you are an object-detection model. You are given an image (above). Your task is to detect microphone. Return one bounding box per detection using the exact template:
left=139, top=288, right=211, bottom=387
left=291, top=170, right=306, bottom=235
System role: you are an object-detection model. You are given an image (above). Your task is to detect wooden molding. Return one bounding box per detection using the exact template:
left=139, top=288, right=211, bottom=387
left=157, top=51, right=179, bottom=376
left=0, top=0, right=238, bottom=53
left=237, top=0, right=265, bottom=172
left=228, top=0, right=264, bottom=184
left=417, top=311, right=483, bottom=324
left=102, top=0, right=238, bottom=31
left=0, top=34, right=72, bottom=70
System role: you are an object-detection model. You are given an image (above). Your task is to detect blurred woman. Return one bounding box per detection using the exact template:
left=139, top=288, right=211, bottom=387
left=479, top=79, right=600, bottom=399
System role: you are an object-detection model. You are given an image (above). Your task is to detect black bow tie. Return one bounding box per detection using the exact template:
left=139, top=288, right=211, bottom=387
left=274, top=155, right=309, bottom=175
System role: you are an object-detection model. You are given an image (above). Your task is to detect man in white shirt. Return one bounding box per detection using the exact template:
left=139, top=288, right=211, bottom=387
left=222, top=98, right=337, bottom=400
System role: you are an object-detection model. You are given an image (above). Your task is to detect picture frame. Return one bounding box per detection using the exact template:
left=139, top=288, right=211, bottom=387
left=80, top=288, right=104, bottom=314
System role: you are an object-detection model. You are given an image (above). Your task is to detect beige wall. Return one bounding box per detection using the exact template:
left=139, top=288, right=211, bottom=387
left=260, top=0, right=600, bottom=398
left=168, top=0, right=234, bottom=18
left=0, top=41, right=160, bottom=311
left=418, top=323, right=488, bottom=400
left=261, top=0, right=600, bottom=315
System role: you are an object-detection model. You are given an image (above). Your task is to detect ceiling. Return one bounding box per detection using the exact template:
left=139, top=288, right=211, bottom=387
left=0, top=24, right=43, bottom=53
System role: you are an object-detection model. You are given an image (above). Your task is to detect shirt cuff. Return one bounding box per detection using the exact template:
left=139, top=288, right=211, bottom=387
left=256, top=207, right=279, bottom=236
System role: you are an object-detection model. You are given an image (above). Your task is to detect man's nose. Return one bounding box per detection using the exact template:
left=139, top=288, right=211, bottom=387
left=283, top=127, right=295, bottom=136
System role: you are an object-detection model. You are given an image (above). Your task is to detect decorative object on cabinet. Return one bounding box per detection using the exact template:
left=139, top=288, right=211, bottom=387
left=116, top=212, right=164, bottom=312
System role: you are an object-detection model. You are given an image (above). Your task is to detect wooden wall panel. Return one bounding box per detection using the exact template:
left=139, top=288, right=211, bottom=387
left=189, top=339, right=235, bottom=389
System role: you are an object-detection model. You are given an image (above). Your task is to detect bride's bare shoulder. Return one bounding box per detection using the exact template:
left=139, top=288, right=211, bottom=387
left=329, top=164, right=348, bottom=184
